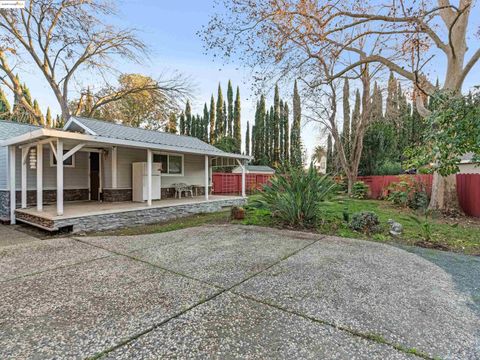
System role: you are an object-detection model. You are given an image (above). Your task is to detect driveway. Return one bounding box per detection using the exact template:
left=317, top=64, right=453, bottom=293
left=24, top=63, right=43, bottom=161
left=0, top=225, right=478, bottom=359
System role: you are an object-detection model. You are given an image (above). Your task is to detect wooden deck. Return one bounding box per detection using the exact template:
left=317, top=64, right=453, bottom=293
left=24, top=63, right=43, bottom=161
left=15, top=195, right=245, bottom=232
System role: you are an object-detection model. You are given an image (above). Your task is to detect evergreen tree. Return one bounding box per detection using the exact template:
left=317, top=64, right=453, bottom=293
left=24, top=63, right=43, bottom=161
left=290, top=80, right=302, bottom=167
left=269, top=106, right=275, bottom=162
left=0, top=87, right=11, bottom=119
left=370, top=82, right=384, bottom=123
left=46, top=107, right=53, bottom=128
left=222, top=101, right=227, bottom=136
left=203, top=103, right=210, bottom=142
left=209, top=95, right=215, bottom=143
left=256, top=95, right=266, bottom=163
left=342, top=78, right=351, bottom=156
left=185, top=100, right=192, bottom=136
left=350, top=88, right=361, bottom=150
left=227, top=80, right=234, bottom=137
left=233, top=86, right=241, bottom=153
left=251, top=124, right=256, bottom=159
left=385, top=72, right=399, bottom=123
left=279, top=99, right=284, bottom=161
left=283, top=102, right=289, bottom=162
left=33, top=100, right=45, bottom=125
left=273, top=85, right=280, bottom=164
left=245, top=121, right=250, bottom=156
left=216, top=84, right=224, bottom=139
left=179, top=112, right=186, bottom=135
left=167, top=112, right=177, bottom=133
left=326, top=134, right=333, bottom=173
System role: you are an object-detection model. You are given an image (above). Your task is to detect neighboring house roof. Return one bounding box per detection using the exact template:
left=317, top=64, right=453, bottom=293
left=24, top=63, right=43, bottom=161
left=65, top=117, right=239, bottom=157
left=233, top=165, right=275, bottom=173
left=0, top=120, right=41, bottom=141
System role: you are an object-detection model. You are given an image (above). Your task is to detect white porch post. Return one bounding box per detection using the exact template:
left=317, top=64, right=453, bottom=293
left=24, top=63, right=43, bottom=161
left=112, top=146, right=118, bottom=188
left=147, top=149, right=152, bottom=206
left=9, top=146, right=16, bottom=224
left=56, top=139, right=64, bottom=216
left=204, top=155, right=209, bottom=200
left=21, top=147, right=27, bottom=209
left=36, top=143, right=43, bottom=211
left=241, top=160, right=246, bottom=198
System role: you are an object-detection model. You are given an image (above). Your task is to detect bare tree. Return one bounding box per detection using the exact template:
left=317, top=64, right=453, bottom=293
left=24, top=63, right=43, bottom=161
left=0, top=0, right=188, bottom=124
left=202, top=0, right=480, bottom=211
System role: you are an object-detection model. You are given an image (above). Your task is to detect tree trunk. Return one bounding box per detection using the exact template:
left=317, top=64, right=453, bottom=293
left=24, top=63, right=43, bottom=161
left=428, top=173, right=461, bottom=213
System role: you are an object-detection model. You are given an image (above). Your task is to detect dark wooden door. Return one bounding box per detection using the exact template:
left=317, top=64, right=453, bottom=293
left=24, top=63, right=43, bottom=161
left=90, top=152, right=100, bottom=201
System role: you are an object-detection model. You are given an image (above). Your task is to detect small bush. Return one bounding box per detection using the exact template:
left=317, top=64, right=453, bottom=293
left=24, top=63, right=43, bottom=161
left=350, top=211, right=380, bottom=235
left=250, top=164, right=337, bottom=228
left=376, top=161, right=403, bottom=175
left=352, top=181, right=369, bottom=199
left=386, top=176, right=430, bottom=210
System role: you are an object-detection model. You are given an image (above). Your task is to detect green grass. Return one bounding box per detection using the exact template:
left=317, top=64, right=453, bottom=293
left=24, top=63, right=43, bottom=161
left=240, top=196, right=480, bottom=255
left=88, top=195, right=479, bottom=255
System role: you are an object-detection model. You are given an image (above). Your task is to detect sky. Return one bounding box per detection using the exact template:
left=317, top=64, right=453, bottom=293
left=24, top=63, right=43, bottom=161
left=18, top=0, right=320, bottom=159
left=11, top=0, right=480, bottom=160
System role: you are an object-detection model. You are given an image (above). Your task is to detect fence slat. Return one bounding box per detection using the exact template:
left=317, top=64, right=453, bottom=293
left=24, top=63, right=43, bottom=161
left=212, top=172, right=272, bottom=195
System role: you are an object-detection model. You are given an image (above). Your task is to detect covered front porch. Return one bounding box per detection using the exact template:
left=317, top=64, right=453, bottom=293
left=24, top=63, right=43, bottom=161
left=15, top=195, right=245, bottom=233
left=2, top=123, right=249, bottom=232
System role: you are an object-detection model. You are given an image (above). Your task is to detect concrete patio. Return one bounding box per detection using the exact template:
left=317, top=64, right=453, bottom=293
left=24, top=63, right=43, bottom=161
left=0, top=225, right=478, bottom=359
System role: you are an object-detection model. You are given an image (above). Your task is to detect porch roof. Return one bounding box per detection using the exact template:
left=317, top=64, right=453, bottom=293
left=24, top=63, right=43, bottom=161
left=0, top=118, right=250, bottom=160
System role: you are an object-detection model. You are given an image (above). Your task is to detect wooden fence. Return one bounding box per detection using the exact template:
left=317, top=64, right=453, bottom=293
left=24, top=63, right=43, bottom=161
left=358, top=174, right=480, bottom=218
left=212, top=173, right=272, bottom=195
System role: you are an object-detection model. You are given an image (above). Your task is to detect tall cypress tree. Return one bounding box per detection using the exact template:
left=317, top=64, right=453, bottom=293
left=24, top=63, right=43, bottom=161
left=257, top=95, right=266, bottom=163
left=203, top=103, right=210, bottom=142
left=245, top=121, right=250, bottom=156
left=209, top=95, right=215, bottom=143
left=273, top=85, right=280, bottom=164
left=227, top=80, right=234, bottom=137
left=251, top=124, right=256, bottom=160
left=233, top=86, right=241, bottom=153
left=179, top=112, right=186, bottom=135
left=385, top=72, right=399, bottom=123
left=269, top=106, right=275, bottom=162
left=350, top=88, right=361, bottom=150
left=283, top=102, right=289, bottom=162
left=185, top=100, right=192, bottom=136
left=33, top=99, right=44, bottom=126
left=216, top=84, right=224, bottom=139
left=0, top=87, right=11, bottom=120
left=291, top=80, right=302, bottom=167
left=326, top=134, right=333, bottom=173
left=342, top=78, right=351, bottom=157
left=279, top=99, right=284, bottom=161
left=223, top=100, right=227, bottom=137
left=46, top=107, right=53, bottom=128
left=167, top=112, right=177, bottom=133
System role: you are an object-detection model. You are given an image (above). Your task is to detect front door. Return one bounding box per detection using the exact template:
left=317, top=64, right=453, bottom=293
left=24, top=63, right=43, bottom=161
left=90, top=152, right=100, bottom=201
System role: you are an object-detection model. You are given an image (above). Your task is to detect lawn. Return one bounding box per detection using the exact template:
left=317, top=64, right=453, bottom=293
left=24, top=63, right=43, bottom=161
left=239, top=196, right=480, bottom=255
left=89, top=196, right=480, bottom=256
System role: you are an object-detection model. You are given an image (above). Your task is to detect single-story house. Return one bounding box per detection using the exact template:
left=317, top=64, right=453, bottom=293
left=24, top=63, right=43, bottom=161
left=459, top=153, right=480, bottom=174
left=0, top=117, right=250, bottom=233
left=231, top=165, right=275, bottom=175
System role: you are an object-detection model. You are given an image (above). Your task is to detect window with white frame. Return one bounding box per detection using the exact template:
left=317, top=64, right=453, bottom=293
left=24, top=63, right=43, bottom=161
left=153, top=153, right=184, bottom=176
left=50, top=149, right=75, bottom=168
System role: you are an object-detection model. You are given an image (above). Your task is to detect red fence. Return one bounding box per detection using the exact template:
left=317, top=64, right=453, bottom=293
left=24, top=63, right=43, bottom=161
left=358, top=175, right=433, bottom=199
left=358, top=174, right=480, bottom=218
left=212, top=173, right=272, bottom=195
left=456, top=174, right=480, bottom=217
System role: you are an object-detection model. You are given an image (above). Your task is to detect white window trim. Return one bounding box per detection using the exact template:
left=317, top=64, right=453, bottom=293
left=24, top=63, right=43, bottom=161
left=50, top=149, right=76, bottom=168
left=153, top=152, right=184, bottom=176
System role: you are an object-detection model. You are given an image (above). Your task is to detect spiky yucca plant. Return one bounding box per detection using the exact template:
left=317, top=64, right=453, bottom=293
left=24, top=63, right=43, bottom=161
left=251, top=164, right=336, bottom=228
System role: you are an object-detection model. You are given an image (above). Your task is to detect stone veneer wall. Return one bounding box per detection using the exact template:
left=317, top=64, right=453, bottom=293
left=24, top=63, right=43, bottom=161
left=54, top=197, right=246, bottom=233
left=0, top=189, right=89, bottom=221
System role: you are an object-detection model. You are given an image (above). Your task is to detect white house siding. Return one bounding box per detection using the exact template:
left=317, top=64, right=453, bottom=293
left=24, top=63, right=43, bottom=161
left=7, top=147, right=89, bottom=191
left=113, top=147, right=207, bottom=190
left=458, top=163, right=480, bottom=174
left=0, top=146, right=7, bottom=189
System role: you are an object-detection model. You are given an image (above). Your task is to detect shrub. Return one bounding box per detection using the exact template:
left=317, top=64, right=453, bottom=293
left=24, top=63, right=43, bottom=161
left=386, top=176, right=430, bottom=210
left=376, top=160, right=403, bottom=175
left=349, top=211, right=380, bottom=235
left=351, top=181, right=369, bottom=199
left=251, top=164, right=337, bottom=228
